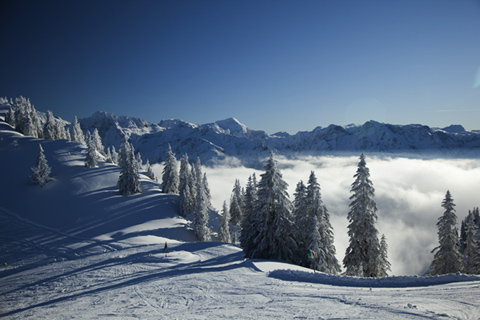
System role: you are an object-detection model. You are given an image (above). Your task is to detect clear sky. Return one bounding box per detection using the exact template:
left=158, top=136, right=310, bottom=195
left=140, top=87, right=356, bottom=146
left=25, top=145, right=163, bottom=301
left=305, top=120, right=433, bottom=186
left=1, top=0, right=479, bottom=134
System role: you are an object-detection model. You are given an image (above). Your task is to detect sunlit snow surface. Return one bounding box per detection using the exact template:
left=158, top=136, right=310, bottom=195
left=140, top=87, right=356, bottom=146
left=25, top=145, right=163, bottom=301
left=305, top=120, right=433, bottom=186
left=1, top=118, right=480, bottom=319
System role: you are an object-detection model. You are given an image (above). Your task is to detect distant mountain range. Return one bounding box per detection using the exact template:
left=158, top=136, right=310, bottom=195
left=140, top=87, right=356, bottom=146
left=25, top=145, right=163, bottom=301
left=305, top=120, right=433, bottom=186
left=78, top=111, right=480, bottom=166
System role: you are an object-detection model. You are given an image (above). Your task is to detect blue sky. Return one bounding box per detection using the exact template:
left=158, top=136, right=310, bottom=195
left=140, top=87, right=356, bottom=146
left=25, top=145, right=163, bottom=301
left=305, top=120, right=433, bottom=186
left=1, top=0, right=479, bottom=134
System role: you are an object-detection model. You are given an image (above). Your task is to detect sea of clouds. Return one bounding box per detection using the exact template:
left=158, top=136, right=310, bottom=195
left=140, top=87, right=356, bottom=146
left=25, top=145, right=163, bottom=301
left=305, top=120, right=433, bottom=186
left=205, top=155, right=480, bottom=276
left=157, top=155, right=480, bottom=275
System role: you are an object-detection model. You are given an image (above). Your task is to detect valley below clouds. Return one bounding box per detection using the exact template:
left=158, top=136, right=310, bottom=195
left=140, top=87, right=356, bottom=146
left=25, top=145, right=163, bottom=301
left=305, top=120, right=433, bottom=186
left=196, top=155, right=480, bottom=276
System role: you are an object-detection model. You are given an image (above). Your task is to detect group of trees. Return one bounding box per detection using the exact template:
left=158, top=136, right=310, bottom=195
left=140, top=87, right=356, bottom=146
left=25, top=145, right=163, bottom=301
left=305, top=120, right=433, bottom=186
left=5, top=96, right=70, bottom=141
left=4, top=95, right=152, bottom=195
left=217, top=153, right=390, bottom=276
left=428, top=191, right=480, bottom=275
left=161, top=145, right=213, bottom=242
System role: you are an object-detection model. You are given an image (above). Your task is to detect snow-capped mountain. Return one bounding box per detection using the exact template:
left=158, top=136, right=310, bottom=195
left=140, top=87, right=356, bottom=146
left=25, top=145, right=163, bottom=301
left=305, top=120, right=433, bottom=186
left=79, top=112, right=480, bottom=165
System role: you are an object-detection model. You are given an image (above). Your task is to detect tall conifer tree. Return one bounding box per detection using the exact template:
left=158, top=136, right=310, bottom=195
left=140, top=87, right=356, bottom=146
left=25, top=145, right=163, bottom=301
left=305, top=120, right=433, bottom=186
left=162, top=144, right=179, bottom=194
left=429, top=190, right=463, bottom=275
left=31, top=144, right=53, bottom=187
left=343, top=153, right=381, bottom=277
left=218, top=201, right=231, bottom=243
left=244, top=154, right=298, bottom=263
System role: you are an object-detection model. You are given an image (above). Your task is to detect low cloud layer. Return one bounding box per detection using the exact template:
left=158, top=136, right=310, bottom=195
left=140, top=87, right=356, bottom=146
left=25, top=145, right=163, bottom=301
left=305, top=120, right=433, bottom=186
left=157, top=156, right=480, bottom=275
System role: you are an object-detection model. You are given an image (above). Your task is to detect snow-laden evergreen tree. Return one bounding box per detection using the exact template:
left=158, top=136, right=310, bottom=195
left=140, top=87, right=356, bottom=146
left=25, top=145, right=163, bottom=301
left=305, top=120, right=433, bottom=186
left=136, top=151, right=143, bottom=170
left=244, top=153, right=299, bottom=263
left=71, top=116, right=85, bottom=144
left=43, top=110, right=57, bottom=140
left=179, top=154, right=190, bottom=191
left=460, top=207, right=479, bottom=253
left=161, top=144, right=179, bottom=194
left=428, top=190, right=463, bottom=275
left=23, top=103, right=41, bottom=138
left=302, top=171, right=340, bottom=274
left=30, top=105, right=43, bottom=138
left=145, top=159, right=157, bottom=181
left=55, top=118, right=67, bottom=140
left=179, top=154, right=194, bottom=216
left=463, top=219, right=480, bottom=274
left=343, top=153, right=382, bottom=277
left=218, top=201, right=231, bottom=243
left=240, top=173, right=258, bottom=251
left=31, top=144, right=53, bottom=187
left=117, top=139, right=141, bottom=195
left=243, top=173, right=257, bottom=216
left=65, top=127, right=71, bottom=141
left=91, top=128, right=105, bottom=155
left=293, top=180, right=307, bottom=246
left=13, top=96, right=29, bottom=134
left=84, top=134, right=98, bottom=168
left=117, top=137, right=129, bottom=168
left=192, top=173, right=211, bottom=241
left=229, top=179, right=244, bottom=244
left=105, top=147, right=113, bottom=163
left=110, top=146, right=118, bottom=165
left=23, top=108, right=36, bottom=137
left=179, top=168, right=194, bottom=216
left=377, top=234, right=391, bottom=277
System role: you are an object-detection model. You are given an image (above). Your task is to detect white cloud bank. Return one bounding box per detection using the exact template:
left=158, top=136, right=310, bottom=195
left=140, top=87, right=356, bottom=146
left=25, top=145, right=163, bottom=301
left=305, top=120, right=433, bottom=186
left=157, top=155, right=480, bottom=276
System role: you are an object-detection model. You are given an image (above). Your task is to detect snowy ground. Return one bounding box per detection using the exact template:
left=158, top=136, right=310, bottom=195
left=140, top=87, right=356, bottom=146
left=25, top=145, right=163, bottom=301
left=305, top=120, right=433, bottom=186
left=1, top=118, right=480, bottom=319
left=2, top=235, right=480, bottom=319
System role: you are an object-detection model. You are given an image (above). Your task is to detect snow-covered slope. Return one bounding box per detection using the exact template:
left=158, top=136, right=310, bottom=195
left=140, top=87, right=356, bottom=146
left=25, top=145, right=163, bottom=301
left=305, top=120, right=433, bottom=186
left=1, top=116, right=480, bottom=319
left=78, top=112, right=480, bottom=166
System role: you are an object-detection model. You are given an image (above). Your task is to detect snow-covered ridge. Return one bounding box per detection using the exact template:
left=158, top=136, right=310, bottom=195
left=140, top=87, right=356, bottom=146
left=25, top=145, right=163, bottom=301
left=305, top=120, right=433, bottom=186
left=77, top=111, right=480, bottom=166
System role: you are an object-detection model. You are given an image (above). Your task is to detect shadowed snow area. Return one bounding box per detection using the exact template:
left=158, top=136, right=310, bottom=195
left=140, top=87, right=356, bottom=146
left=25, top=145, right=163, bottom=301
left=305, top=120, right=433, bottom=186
left=1, top=119, right=480, bottom=319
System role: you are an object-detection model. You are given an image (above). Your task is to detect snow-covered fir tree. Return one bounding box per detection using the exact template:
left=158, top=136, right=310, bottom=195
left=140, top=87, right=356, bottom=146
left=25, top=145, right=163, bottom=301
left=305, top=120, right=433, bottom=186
left=179, top=154, right=189, bottom=191
left=243, top=173, right=257, bottom=217
left=65, top=127, right=71, bottom=141
left=378, top=234, right=391, bottom=277
left=55, top=118, right=67, bottom=140
left=428, top=190, right=463, bottom=275
left=110, top=146, right=118, bottom=165
left=229, top=179, right=244, bottom=244
left=243, top=153, right=299, bottom=264
left=161, top=144, right=179, bottom=194
left=31, top=144, right=53, bottom=187
left=71, top=116, right=85, bottom=144
left=240, top=173, right=258, bottom=251
left=293, top=180, right=307, bottom=246
left=13, top=96, right=30, bottom=134
left=117, top=139, right=141, bottom=195
left=192, top=173, right=211, bottom=242
left=463, top=218, right=480, bottom=274
left=145, top=160, right=157, bottom=181
left=135, top=151, right=143, bottom=170
left=343, top=153, right=382, bottom=277
left=91, top=128, right=105, bottom=156
left=24, top=104, right=41, bottom=138
left=43, top=111, right=57, bottom=140
left=300, top=171, right=340, bottom=274
left=105, top=147, right=113, bottom=163
left=218, top=201, right=231, bottom=243
left=460, top=207, right=479, bottom=253
left=84, top=134, right=98, bottom=168
left=179, top=154, right=194, bottom=216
